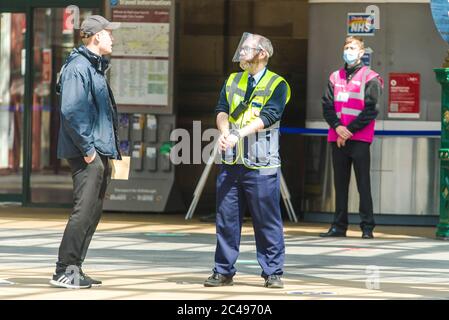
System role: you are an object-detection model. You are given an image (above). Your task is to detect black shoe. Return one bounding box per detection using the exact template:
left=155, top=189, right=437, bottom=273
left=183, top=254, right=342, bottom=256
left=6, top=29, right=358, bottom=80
left=319, top=227, right=346, bottom=237
left=80, top=269, right=102, bottom=287
left=49, top=270, right=92, bottom=289
left=362, top=230, right=374, bottom=239
left=204, top=273, right=233, bottom=287
left=264, top=275, right=284, bottom=289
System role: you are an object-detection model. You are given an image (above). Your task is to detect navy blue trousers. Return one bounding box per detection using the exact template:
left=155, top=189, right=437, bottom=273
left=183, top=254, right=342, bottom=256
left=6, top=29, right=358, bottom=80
left=213, top=164, right=285, bottom=277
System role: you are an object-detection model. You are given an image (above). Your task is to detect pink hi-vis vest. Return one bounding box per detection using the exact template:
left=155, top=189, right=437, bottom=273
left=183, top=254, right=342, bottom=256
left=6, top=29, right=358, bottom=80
left=328, top=66, right=383, bottom=143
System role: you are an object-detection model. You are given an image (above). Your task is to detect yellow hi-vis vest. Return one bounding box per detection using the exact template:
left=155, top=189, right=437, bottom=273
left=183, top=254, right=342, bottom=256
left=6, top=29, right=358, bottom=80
left=222, top=69, right=291, bottom=169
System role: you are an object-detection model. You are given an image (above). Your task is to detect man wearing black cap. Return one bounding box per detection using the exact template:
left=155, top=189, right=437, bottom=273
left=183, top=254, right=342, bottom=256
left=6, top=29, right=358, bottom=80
left=50, top=15, right=121, bottom=289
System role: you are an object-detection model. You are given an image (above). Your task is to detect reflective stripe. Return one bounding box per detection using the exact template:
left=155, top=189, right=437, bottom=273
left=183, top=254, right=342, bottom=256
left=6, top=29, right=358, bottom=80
left=228, top=72, right=245, bottom=103
left=226, top=72, right=244, bottom=105
left=252, top=75, right=280, bottom=97
left=335, top=67, right=372, bottom=100
left=252, top=90, right=271, bottom=97
left=356, top=66, right=370, bottom=98
left=227, top=86, right=245, bottom=98
left=241, top=124, right=281, bottom=170
left=348, top=92, right=363, bottom=99
left=332, top=71, right=339, bottom=85
left=359, top=67, right=370, bottom=97
left=221, top=123, right=240, bottom=165
left=227, top=85, right=245, bottom=97
left=341, top=107, right=361, bottom=116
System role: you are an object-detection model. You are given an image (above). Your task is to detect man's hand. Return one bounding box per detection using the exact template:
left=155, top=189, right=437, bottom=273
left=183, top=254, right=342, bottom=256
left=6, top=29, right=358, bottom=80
left=336, top=136, right=346, bottom=148
left=336, top=125, right=353, bottom=140
left=225, top=133, right=239, bottom=149
left=218, top=132, right=230, bottom=152
left=84, top=151, right=96, bottom=164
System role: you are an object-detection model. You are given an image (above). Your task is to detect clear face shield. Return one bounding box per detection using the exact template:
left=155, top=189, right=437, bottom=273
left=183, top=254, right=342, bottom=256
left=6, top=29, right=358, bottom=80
left=231, top=32, right=264, bottom=63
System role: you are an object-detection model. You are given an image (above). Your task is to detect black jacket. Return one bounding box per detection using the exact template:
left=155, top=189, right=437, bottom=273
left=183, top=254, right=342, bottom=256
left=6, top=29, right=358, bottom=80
left=322, top=62, right=382, bottom=133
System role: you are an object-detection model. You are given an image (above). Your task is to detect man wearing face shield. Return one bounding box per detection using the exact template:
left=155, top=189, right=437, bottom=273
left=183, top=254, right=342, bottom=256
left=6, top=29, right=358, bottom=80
left=320, top=36, right=383, bottom=239
left=204, top=33, right=291, bottom=289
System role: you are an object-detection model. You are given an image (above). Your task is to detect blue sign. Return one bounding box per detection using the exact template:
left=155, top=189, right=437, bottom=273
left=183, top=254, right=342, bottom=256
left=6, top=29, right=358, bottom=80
left=110, top=0, right=119, bottom=7
left=361, top=47, right=373, bottom=67
left=431, top=0, right=449, bottom=43
left=361, top=53, right=371, bottom=67
left=347, top=13, right=375, bottom=36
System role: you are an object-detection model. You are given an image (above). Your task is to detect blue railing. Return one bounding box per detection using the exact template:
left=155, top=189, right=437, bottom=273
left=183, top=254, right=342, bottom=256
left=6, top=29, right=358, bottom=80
left=280, top=127, right=441, bottom=136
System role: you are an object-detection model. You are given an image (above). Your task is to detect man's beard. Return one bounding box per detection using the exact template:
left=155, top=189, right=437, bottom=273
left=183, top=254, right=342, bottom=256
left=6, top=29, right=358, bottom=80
left=239, top=55, right=260, bottom=71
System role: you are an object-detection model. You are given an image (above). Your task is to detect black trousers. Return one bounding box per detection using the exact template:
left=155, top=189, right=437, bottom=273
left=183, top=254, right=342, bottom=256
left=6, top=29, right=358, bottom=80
left=56, top=154, right=110, bottom=273
left=331, top=140, right=375, bottom=232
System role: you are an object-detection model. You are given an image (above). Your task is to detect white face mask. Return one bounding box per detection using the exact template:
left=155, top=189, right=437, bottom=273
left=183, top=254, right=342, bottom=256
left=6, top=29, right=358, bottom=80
left=343, top=49, right=360, bottom=65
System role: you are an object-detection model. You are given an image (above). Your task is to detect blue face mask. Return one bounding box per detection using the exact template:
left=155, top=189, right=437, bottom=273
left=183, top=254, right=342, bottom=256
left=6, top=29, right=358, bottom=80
left=343, top=50, right=360, bottom=65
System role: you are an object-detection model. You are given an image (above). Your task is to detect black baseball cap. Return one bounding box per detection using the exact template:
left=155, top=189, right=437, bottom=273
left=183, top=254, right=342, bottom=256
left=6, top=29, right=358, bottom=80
left=80, top=15, right=120, bottom=38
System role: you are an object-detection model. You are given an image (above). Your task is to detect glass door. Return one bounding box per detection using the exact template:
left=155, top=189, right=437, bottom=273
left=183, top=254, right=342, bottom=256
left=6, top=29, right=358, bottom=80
left=0, top=12, right=26, bottom=202
left=30, top=7, right=100, bottom=204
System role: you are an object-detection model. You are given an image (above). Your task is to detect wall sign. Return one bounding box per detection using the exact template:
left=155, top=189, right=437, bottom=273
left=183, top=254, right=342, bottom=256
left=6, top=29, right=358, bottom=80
left=388, top=73, right=420, bottom=119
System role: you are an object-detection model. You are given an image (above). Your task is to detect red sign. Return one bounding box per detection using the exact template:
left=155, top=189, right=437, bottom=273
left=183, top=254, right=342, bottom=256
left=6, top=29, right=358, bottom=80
left=62, top=10, right=74, bottom=34
left=42, top=49, right=52, bottom=84
left=388, top=73, right=420, bottom=119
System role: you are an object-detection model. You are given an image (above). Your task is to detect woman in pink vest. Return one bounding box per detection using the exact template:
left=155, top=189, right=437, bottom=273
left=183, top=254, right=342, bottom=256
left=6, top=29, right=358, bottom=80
left=320, top=36, right=383, bottom=239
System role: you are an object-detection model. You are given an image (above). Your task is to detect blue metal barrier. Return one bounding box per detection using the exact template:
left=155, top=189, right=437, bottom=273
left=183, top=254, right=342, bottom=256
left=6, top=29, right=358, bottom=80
left=280, top=127, right=441, bottom=136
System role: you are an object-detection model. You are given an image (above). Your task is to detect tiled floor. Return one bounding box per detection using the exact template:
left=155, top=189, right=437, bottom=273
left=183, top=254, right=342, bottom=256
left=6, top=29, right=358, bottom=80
left=0, top=207, right=447, bottom=300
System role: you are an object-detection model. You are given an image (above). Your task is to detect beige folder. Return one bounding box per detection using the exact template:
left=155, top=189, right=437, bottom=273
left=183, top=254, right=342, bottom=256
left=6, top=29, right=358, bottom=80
left=110, top=156, right=130, bottom=180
